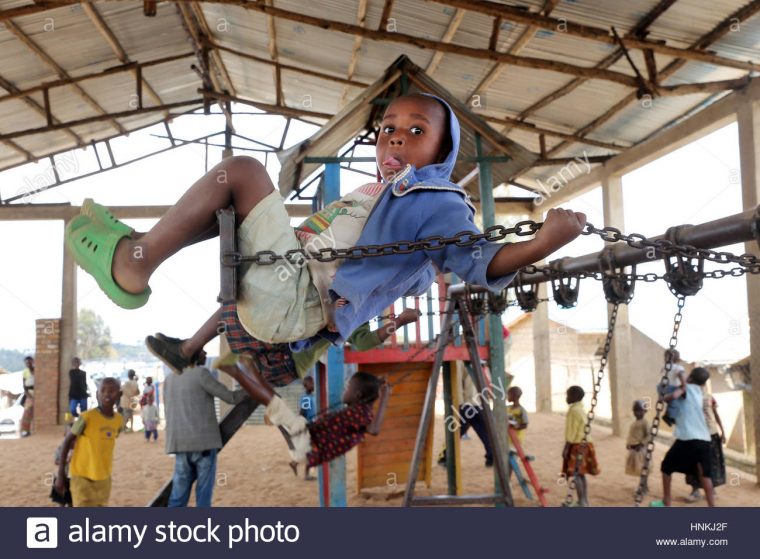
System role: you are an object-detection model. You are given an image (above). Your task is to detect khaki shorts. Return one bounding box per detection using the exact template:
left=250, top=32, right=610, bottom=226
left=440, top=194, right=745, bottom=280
left=70, top=475, right=112, bottom=507
left=236, top=190, right=325, bottom=343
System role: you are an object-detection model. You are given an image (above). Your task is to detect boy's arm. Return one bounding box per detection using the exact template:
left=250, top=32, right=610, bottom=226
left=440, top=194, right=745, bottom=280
left=486, top=209, right=586, bottom=278
left=353, top=309, right=421, bottom=350
left=712, top=399, right=727, bottom=443
left=417, top=194, right=585, bottom=288
left=55, top=432, right=77, bottom=494
left=366, top=383, right=391, bottom=436
left=199, top=368, right=247, bottom=404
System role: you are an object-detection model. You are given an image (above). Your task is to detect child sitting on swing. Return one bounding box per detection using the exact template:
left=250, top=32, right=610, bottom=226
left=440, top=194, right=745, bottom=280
left=66, top=93, right=585, bottom=357
left=216, top=354, right=389, bottom=469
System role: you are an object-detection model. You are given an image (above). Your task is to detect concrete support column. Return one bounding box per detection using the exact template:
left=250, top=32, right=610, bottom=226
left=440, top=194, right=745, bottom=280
left=531, top=210, right=552, bottom=413
left=737, top=94, right=760, bottom=481
left=602, top=174, right=634, bottom=437
left=59, top=222, right=78, bottom=423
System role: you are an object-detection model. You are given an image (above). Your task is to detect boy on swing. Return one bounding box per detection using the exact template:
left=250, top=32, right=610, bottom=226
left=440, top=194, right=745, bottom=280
left=66, top=93, right=585, bottom=359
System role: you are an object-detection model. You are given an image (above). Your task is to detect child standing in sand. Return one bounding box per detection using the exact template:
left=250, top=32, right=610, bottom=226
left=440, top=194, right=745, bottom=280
left=141, top=393, right=159, bottom=442
left=625, top=400, right=649, bottom=495
left=562, top=385, right=599, bottom=507
left=66, top=94, right=585, bottom=369
left=54, top=377, right=123, bottom=507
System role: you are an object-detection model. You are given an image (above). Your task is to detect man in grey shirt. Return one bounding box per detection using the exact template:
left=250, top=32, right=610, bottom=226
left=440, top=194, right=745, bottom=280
left=163, top=349, right=247, bottom=507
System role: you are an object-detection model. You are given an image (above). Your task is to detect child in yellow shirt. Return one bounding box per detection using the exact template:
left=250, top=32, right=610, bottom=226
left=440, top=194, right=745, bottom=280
left=55, top=377, right=123, bottom=507
left=562, top=386, right=599, bottom=507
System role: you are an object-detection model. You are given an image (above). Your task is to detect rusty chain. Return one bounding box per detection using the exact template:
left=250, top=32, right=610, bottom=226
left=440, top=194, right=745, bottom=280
left=224, top=220, right=760, bottom=274
left=563, top=303, right=619, bottom=506
left=634, top=295, right=686, bottom=506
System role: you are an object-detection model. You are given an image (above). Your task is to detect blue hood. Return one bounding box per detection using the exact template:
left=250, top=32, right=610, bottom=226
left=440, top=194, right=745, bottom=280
left=407, top=93, right=459, bottom=183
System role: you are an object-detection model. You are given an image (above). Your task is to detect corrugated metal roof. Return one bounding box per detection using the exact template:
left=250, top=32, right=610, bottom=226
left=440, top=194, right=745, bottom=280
left=0, top=0, right=758, bottom=199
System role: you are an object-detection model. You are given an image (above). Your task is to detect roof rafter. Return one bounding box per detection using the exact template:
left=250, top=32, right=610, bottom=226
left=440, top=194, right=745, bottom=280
left=430, top=0, right=760, bottom=72
left=470, top=0, right=560, bottom=97
left=425, top=7, right=465, bottom=76
left=190, top=1, right=237, bottom=96
left=541, top=0, right=760, bottom=162
left=0, top=72, right=83, bottom=152
left=264, top=0, right=283, bottom=105
left=196, top=0, right=751, bottom=92
left=504, top=0, right=678, bottom=134
left=339, top=0, right=368, bottom=108
left=3, top=18, right=127, bottom=135
left=80, top=1, right=169, bottom=119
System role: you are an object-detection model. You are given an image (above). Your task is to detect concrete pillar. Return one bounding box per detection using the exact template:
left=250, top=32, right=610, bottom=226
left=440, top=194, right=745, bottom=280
left=34, top=318, right=61, bottom=428
left=602, top=173, right=634, bottom=437
left=59, top=222, right=77, bottom=423
left=531, top=209, right=552, bottom=413
left=737, top=93, right=760, bottom=481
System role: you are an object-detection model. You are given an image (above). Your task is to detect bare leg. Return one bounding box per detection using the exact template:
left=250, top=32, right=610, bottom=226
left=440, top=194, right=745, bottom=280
left=218, top=356, right=276, bottom=404
left=698, top=465, right=715, bottom=507
left=662, top=473, right=672, bottom=506
left=575, top=474, right=589, bottom=506
left=111, top=156, right=275, bottom=294
left=179, top=308, right=224, bottom=359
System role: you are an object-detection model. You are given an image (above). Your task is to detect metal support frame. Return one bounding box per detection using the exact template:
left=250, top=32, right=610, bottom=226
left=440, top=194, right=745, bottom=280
left=403, top=286, right=513, bottom=507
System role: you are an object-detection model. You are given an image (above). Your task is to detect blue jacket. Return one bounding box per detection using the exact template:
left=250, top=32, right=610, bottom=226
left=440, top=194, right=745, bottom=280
left=292, top=94, right=516, bottom=350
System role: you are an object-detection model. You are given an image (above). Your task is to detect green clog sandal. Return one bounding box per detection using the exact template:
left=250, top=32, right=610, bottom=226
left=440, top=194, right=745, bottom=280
left=81, top=198, right=134, bottom=237
left=649, top=499, right=668, bottom=507
left=65, top=215, right=151, bottom=309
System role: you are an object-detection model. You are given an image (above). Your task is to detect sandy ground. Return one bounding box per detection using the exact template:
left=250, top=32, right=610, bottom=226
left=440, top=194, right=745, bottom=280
left=1, top=411, right=757, bottom=507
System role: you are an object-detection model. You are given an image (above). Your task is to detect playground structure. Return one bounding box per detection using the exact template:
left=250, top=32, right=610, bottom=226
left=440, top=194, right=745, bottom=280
left=0, top=1, right=759, bottom=508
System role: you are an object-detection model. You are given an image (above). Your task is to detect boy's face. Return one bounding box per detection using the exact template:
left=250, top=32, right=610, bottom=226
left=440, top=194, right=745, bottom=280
left=507, top=388, right=518, bottom=403
left=633, top=403, right=645, bottom=419
left=72, top=358, right=81, bottom=368
left=376, top=96, right=447, bottom=181
left=98, top=380, right=121, bottom=410
left=566, top=390, right=580, bottom=405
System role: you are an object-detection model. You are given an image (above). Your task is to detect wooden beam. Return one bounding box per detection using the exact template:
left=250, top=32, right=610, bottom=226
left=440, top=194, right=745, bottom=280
left=202, top=0, right=648, bottom=88
left=378, top=0, right=395, bottom=31
left=482, top=113, right=628, bottom=151
left=505, top=0, right=677, bottom=132
left=340, top=0, right=368, bottom=107
left=471, top=0, right=560, bottom=97
left=0, top=1, right=78, bottom=22
left=0, top=73, right=83, bottom=146
left=209, top=41, right=369, bottom=88
left=0, top=52, right=194, bottom=104
left=81, top=2, right=169, bottom=118
left=190, top=2, right=237, bottom=96
left=542, top=0, right=760, bottom=160
left=542, top=77, right=760, bottom=209
left=176, top=2, right=223, bottom=96
left=264, top=0, right=283, bottom=105
left=426, top=8, right=465, bottom=76
left=488, top=15, right=502, bottom=52
left=429, top=0, right=760, bottom=72
left=200, top=90, right=332, bottom=120
left=4, top=19, right=127, bottom=135
left=0, top=99, right=204, bottom=143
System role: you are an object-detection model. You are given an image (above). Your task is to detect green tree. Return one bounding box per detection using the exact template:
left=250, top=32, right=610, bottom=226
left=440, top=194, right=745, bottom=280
left=77, top=308, right=113, bottom=359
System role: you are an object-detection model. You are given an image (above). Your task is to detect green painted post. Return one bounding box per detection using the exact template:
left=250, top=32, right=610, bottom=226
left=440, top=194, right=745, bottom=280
left=442, top=361, right=458, bottom=495
left=475, top=133, right=510, bottom=504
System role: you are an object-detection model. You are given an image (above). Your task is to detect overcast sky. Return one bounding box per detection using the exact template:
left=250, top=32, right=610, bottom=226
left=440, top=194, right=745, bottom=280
left=0, top=108, right=748, bottom=365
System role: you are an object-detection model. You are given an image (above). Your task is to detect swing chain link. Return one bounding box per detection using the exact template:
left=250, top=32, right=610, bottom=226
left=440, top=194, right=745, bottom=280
left=563, top=303, right=619, bottom=507
left=226, top=220, right=760, bottom=277
left=634, top=295, right=686, bottom=506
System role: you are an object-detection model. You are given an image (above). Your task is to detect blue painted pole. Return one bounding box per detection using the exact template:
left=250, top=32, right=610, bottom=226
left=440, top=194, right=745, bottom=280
left=318, top=161, right=347, bottom=507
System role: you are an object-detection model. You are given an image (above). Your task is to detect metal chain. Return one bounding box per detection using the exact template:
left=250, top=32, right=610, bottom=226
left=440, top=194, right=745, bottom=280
left=224, top=220, right=760, bottom=273
left=634, top=295, right=686, bottom=506
left=563, top=303, right=619, bottom=506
